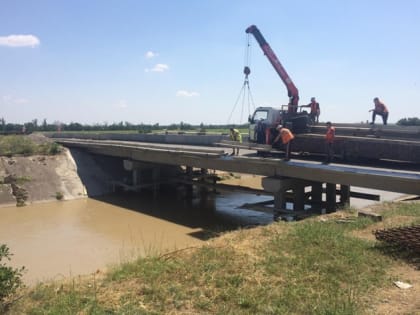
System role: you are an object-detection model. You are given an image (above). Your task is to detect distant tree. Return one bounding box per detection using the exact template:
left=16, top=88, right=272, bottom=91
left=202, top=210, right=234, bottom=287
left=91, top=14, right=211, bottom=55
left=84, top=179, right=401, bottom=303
left=167, top=123, right=177, bottom=130
left=397, top=117, right=420, bottom=126
left=179, top=121, right=193, bottom=131
left=138, top=123, right=152, bottom=134
left=24, top=119, right=43, bottom=133
left=41, top=118, right=48, bottom=131
left=67, top=122, right=83, bottom=131
left=32, top=119, right=38, bottom=129
left=4, top=123, right=21, bottom=132
left=199, top=122, right=206, bottom=132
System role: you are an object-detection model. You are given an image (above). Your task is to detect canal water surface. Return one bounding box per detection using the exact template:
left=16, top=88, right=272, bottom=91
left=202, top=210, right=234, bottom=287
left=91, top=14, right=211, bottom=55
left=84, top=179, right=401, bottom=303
left=0, top=191, right=272, bottom=285
left=0, top=183, right=402, bottom=285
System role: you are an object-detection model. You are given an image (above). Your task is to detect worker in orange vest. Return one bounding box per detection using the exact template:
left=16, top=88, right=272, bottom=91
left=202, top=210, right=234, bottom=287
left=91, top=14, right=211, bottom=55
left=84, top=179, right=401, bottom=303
left=273, top=125, right=295, bottom=161
left=303, top=97, right=320, bottom=124
left=369, top=97, right=389, bottom=125
left=324, top=121, right=335, bottom=164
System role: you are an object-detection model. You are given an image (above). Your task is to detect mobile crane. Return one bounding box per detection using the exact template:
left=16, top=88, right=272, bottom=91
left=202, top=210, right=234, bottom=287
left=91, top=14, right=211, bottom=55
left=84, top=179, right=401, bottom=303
left=246, top=25, right=311, bottom=143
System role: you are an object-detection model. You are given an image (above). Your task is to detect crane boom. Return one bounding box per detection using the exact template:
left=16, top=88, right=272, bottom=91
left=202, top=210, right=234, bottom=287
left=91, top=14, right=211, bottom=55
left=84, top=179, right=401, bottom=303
left=246, top=25, right=299, bottom=113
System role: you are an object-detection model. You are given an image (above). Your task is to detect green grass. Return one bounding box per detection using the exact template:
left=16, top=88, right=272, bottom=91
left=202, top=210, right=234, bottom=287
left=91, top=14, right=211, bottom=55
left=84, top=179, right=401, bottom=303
left=380, top=201, right=420, bottom=221
left=8, top=202, right=419, bottom=314
left=0, top=136, right=61, bottom=156
left=259, top=222, right=388, bottom=314
left=26, top=280, right=105, bottom=315
left=0, top=136, right=37, bottom=156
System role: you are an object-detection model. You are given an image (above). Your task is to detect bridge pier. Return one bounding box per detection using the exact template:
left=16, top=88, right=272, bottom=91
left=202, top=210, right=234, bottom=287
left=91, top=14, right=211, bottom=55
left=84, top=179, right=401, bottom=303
left=263, top=177, right=313, bottom=219
left=262, top=176, right=350, bottom=219
left=152, top=167, right=160, bottom=198
left=185, top=166, right=194, bottom=198
left=326, top=183, right=337, bottom=213
left=339, top=184, right=351, bottom=207
left=118, top=160, right=181, bottom=196
left=311, top=182, right=323, bottom=211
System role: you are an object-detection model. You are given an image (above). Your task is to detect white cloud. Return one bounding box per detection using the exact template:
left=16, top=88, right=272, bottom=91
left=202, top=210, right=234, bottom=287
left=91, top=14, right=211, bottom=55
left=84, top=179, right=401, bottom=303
left=115, top=99, right=128, bottom=109
left=1, top=95, right=29, bottom=104
left=145, top=63, right=169, bottom=73
left=176, top=90, right=200, bottom=97
left=0, top=34, right=40, bottom=47
left=145, top=51, right=158, bottom=59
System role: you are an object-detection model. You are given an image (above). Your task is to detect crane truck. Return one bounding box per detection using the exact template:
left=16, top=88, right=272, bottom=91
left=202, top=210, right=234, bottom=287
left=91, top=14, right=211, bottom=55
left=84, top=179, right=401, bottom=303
left=246, top=25, right=311, bottom=144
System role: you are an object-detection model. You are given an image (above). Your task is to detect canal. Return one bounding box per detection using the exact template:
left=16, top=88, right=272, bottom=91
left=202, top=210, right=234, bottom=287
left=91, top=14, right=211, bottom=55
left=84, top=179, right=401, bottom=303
left=0, top=177, right=402, bottom=285
left=0, top=190, right=272, bottom=285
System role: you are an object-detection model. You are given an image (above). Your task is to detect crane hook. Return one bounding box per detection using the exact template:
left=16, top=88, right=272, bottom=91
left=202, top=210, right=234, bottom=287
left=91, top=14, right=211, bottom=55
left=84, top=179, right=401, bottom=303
left=243, top=66, right=251, bottom=76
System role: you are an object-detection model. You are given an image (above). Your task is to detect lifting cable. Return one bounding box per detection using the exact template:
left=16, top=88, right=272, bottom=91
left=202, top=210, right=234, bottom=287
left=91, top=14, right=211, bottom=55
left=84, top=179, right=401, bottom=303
left=227, top=33, right=256, bottom=125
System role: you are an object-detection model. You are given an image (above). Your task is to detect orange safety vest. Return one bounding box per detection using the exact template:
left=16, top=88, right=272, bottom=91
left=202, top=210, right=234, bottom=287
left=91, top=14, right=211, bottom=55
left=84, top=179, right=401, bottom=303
left=310, top=102, right=319, bottom=114
left=280, top=128, right=294, bottom=144
left=326, top=126, right=335, bottom=143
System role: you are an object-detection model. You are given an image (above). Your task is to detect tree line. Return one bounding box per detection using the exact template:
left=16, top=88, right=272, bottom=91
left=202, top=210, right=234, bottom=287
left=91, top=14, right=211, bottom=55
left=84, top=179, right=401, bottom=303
left=396, top=117, right=420, bottom=126
left=3, top=116, right=419, bottom=135
left=0, top=118, right=248, bottom=134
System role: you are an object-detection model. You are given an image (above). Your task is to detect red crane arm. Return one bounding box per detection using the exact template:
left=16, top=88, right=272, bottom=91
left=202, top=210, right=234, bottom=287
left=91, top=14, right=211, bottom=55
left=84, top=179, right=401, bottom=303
left=246, top=25, right=299, bottom=110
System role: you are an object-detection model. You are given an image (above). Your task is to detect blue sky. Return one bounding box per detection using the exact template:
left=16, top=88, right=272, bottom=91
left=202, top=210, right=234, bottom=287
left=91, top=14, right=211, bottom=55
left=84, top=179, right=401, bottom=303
left=1, top=0, right=419, bottom=125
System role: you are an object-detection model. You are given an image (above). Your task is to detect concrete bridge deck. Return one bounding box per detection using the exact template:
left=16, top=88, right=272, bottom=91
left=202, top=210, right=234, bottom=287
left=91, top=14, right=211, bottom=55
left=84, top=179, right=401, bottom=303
left=56, top=138, right=420, bottom=196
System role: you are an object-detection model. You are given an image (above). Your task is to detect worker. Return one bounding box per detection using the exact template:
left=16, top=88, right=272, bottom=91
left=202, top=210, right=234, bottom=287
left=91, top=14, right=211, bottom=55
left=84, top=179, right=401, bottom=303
left=324, top=121, right=335, bottom=164
left=302, top=97, right=320, bottom=124
left=255, top=119, right=266, bottom=144
left=369, top=97, right=389, bottom=125
left=229, top=128, right=242, bottom=155
left=273, top=125, right=294, bottom=161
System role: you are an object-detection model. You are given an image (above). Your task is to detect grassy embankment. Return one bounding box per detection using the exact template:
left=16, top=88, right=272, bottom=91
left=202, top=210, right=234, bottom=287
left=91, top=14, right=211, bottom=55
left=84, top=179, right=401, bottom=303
left=0, top=135, right=61, bottom=156
left=0, top=135, right=62, bottom=206
left=6, top=202, right=420, bottom=314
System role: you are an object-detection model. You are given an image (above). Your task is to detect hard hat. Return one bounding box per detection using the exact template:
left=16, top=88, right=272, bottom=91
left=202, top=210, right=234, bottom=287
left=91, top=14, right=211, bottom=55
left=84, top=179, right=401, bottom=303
left=276, top=124, right=283, bottom=130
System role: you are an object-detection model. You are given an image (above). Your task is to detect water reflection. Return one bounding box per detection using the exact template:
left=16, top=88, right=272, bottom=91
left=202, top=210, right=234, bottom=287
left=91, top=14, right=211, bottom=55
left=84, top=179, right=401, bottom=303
left=0, top=189, right=272, bottom=285
left=95, top=189, right=274, bottom=230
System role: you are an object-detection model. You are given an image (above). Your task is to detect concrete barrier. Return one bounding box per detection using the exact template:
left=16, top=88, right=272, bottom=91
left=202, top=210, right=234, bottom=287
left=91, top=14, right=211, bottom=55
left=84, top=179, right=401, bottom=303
left=48, top=132, right=250, bottom=146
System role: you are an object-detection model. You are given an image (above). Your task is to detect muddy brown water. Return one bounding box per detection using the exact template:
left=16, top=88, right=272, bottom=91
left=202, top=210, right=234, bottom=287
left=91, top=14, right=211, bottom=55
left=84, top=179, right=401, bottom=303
left=0, top=183, right=402, bottom=285
left=0, top=191, right=272, bottom=285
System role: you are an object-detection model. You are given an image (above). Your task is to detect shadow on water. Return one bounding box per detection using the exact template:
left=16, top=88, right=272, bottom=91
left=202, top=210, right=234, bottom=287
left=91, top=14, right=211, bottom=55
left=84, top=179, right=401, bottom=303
left=93, top=187, right=274, bottom=241
left=67, top=148, right=274, bottom=239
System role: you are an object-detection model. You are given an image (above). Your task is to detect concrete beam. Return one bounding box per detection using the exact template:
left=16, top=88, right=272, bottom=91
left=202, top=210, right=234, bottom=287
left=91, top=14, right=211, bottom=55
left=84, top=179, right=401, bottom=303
left=57, top=139, right=420, bottom=195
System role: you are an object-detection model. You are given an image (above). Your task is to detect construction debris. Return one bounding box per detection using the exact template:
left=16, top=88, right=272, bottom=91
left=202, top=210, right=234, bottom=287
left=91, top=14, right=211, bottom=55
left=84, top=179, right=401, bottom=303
left=358, top=209, right=382, bottom=221
left=374, top=225, right=420, bottom=253
left=393, top=281, right=413, bottom=289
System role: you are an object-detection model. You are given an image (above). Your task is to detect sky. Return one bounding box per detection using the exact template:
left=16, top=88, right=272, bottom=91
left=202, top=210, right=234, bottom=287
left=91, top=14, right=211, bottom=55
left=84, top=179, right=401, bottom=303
left=1, top=0, right=419, bottom=126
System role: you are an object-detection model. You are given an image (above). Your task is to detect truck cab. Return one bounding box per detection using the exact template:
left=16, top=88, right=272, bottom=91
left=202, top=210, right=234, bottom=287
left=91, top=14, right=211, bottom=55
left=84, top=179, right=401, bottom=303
left=249, top=106, right=311, bottom=144
left=248, top=106, right=283, bottom=143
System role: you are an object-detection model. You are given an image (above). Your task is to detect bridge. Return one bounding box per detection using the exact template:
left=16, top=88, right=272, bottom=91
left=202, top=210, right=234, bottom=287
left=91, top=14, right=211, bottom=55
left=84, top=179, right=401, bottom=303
left=54, top=135, right=420, bottom=219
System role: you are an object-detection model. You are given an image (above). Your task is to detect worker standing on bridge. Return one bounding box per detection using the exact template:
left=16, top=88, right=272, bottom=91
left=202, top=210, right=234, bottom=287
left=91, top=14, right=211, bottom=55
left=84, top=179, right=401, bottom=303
left=369, top=97, right=389, bottom=125
left=273, top=125, right=294, bottom=161
left=229, top=128, right=242, bottom=156
left=324, top=121, right=335, bottom=164
left=303, top=97, right=320, bottom=124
